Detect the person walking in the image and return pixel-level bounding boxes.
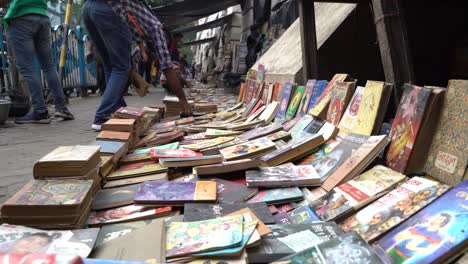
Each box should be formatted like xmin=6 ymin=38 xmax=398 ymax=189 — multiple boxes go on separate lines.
xmin=82 ymin=0 xmax=132 ymax=130
xmin=3 ymin=0 xmax=74 ymax=124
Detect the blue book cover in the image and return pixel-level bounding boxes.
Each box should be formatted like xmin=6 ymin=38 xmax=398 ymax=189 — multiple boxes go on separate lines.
xmin=307 ymin=80 xmax=328 ymax=112
xmin=94 ymin=140 xmax=126 ymax=154
xmin=289 ymin=205 xmax=321 ymax=224
xmin=276 ymin=82 xmax=293 ymax=121
xmin=375 ymin=180 xmax=468 ymax=264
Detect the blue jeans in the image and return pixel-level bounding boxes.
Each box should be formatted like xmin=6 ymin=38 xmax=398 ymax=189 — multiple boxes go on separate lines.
xmin=82 ymin=0 xmax=132 ymax=121
xmin=8 ymin=14 xmax=66 ymax=114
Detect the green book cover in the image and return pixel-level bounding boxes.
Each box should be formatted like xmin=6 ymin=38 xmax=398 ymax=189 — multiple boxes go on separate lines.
xmin=285 ymin=86 xmax=305 ymax=120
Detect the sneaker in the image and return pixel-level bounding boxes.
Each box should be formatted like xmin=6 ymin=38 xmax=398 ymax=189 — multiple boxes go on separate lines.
xmin=54 ymin=107 xmax=74 ymax=120
xmin=15 ymin=111 xmax=50 ymax=124
xmin=91 ymin=117 xmax=107 ymax=131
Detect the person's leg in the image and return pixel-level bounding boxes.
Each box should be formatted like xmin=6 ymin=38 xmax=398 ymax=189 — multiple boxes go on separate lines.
xmin=8 ymin=15 xmax=49 ymax=123
xmin=34 ymin=15 xmax=74 ymax=120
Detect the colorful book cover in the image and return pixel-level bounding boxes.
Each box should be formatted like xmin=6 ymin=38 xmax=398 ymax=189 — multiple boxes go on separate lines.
xmin=120 ymin=152 xmax=151 ymax=164
xmin=183 ymin=137 xmax=235 ymax=151
xmin=288 ymin=205 xmax=321 ymax=224
xmin=289 ymin=115 xmax=315 ymax=138
xmin=285 ymin=85 xmax=305 ymax=120
xmin=267 ymin=130 xmax=291 ymax=142
xmin=165 ymin=215 xmax=243 ymax=258
xmin=307 ymin=80 xmax=328 ymax=112
xmin=311 ymin=165 xmax=406 ymax=221
xmin=352 ymin=80 xmax=385 ymax=136
xmin=149 ymin=149 xmax=202 ymax=161
xmin=183 ymin=203 xmax=275 ymax=224
xmin=106 ymin=161 xmax=167 ymax=179
xmin=134 ymin=181 xmax=217 ymax=204
xmin=276 ymin=82 xmax=294 ymax=121
xmin=219 ymin=137 xmax=275 ymax=161
xmin=4 ymin=179 xmax=92 ymax=206
xmin=95 ymin=220 xmax=155 ymax=247
xmin=326 ymin=81 xmax=356 ymax=126
xmin=424 ymin=80 xmax=468 ymax=186
xmin=273 ymin=232 xmax=383 ymax=264
xmin=298 ymin=139 xmax=339 ymax=167
xmin=296 ymin=80 xmax=316 ymax=118
xmin=246 ymin=165 xmax=320 ymax=187
xmin=309 ymin=74 xmax=348 ymax=117
xmin=385 ymin=84 xmax=432 ymax=173
xmin=87 ymin=205 xmax=172 ymax=226
xmin=132 ymin=142 xmax=179 ymax=155
xmin=245 ymin=80 xmax=256 ymax=103
xmin=272 ymin=82 xmax=282 ymax=102
xmin=0 ymin=224 xmax=99 ymax=257
xmin=337 ymin=86 xmax=365 ymax=136
xmin=257 ymin=64 xmax=265 ymax=82
xmin=205 ymin=129 xmax=242 ymax=137
xmin=247 ymin=187 xmax=303 ymax=205
xmin=375 ymin=180 xmax=468 ymax=264
xmin=340 ymin=177 xmax=451 ymax=242
xmin=183 ymin=132 xmax=207 ymax=141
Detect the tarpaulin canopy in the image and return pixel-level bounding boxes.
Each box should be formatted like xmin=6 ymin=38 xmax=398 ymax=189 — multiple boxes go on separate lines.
xmin=152 ymin=0 xmax=241 ymax=27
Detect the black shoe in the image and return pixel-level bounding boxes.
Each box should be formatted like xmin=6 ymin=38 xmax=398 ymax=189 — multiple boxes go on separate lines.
xmin=54 ymin=107 xmax=74 ymax=120
xmin=15 ymin=111 xmax=50 ymax=124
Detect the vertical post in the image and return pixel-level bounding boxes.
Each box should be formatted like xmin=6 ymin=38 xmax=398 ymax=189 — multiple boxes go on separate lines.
xmin=58 ymin=0 xmax=73 ymax=81
xmin=76 ymin=26 xmax=87 ymax=94
xmin=372 ymin=0 xmax=414 ymax=88
xmin=298 ymin=0 xmax=318 ymax=83
xmin=0 ymin=26 xmax=9 ymax=92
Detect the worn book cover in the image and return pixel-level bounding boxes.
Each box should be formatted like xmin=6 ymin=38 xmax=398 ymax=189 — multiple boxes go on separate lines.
xmin=385 ymin=84 xmax=432 ymax=173
xmin=312 ymin=165 xmax=406 ymax=221
xmin=205 ymin=129 xmax=242 ymax=138
xmin=274 ymin=212 xmax=293 ymax=225
xmin=258 ymin=101 xmax=279 ymax=124
xmin=272 ymin=82 xmax=282 ymax=102
xmin=95 ymin=219 xmax=155 ymax=247
xmin=285 ymin=85 xmax=305 ymax=120
xmin=226 ymin=207 xmax=272 ymax=237
xmin=87 ymin=205 xmax=172 ymax=226
xmin=276 ymin=82 xmax=294 ymax=121
xmin=91 ymin=184 xmax=141 ymax=210
xmin=0 ymin=224 xmax=99 ymax=257
xmin=337 ymin=85 xmax=365 ymax=136
xmin=267 ymin=130 xmax=291 ymax=142
xmin=96 ymin=131 xmax=131 ymax=142
xmin=114 ymin=106 xmax=143 ymax=119
xmin=246 ymin=165 xmax=320 ymax=187
xmin=352 ymin=80 xmax=385 ymax=135
xmin=149 ymin=149 xmax=202 ymax=161
xmin=131 ymin=142 xmax=179 ymax=155
xmin=220 ymin=137 xmax=275 ymax=161
xmin=212 ymin=178 xmax=258 ymax=204
xmin=375 ymin=180 xmax=468 ymax=264
xmin=307 ymin=80 xmax=328 ymax=112
xmin=101 ymin=118 xmax=135 ymax=132
xmin=298 ymin=139 xmax=339 ymax=167
xmin=35 ymin=145 xmax=100 ymax=164
xmin=183 ymin=137 xmax=235 ymax=151
xmin=103 ymin=173 xmax=168 ymax=189
xmin=183 ymin=203 xmax=274 ymax=224
xmin=166 ymin=215 xmax=243 ymax=258
xmin=119 ymin=152 xmax=151 ymax=164
xmin=247 ymin=187 xmax=303 ymax=205
xmin=134 ymin=181 xmax=217 ymax=204
xmin=288 ymin=205 xmax=320 ymax=224
xmin=158 ymin=155 xmax=223 ymax=167
xmin=326 ymin=81 xmax=356 ymax=126
xmin=296 ymin=80 xmax=316 ymax=118
xmin=94 ymin=140 xmax=126 ymax=155
xmin=424 ymin=80 xmax=468 ymax=186
xmin=237 ymin=123 xmax=283 ymax=141
xmin=289 ymin=115 xmax=314 ymax=138
xmin=273 ymin=232 xmax=383 ymax=264
xmin=247 ymin=223 xmax=343 ymax=263
xmin=106 ymin=161 xmax=167 ymax=180
xmin=309 ymin=74 xmax=348 ymax=118
xmin=340 ymin=177 xmax=451 ymax=242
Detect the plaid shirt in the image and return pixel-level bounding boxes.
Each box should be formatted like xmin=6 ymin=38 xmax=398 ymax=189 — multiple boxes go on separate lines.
xmin=109 ymin=0 xmax=173 ymax=70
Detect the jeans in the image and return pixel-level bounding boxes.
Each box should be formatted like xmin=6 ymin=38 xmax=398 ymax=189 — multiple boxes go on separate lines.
xmin=8 ymin=14 xmax=65 ymax=114
xmin=82 ymin=0 xmax=132 ymax=121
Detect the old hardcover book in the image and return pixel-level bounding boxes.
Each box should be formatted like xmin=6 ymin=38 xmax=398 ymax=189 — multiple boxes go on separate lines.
xmin=321 ymin=135 xmax=390 ymax=191
xmin=134 ymin=181 xmax=217 ymax=205
xmin=33 ymin=145 xmax=101 ymax=178
xmin=352 ymin=80 xmax=386 ymax=135
xmin=385 ymin=84 xmax=432 ymax=173
xmin=312 ymin=165 xmax=406 ymax=222
xmin=166 ymin=215 xmax=243 ymax=258
xmin=87 ymin=205 xmax=172 ymax=226
xmin=93 ymin=140 xmax=127 ymax=161
xmin=220 ymin=137 xmax=276 ymax=161
xmin=246 ymin=165 xmax=320 ymax=187
xmin=0 ymin=224 xmax=99 ymax=257
xmin=96 ymin=131 xmax=131 ymax=142
xmin=374 ymin=180 xmax=468 ymax=264
xmin=309 ymin=74 xmax=349 ymax=118
xmin=424 ymin=80 xmax=468 ymax=186
xmin=340 ymin=177 xmax=451 ymax=243
xmin=101 ymin=118 xmax=135 ymax=132
xmin=307 ymin=80 xmax=328 ymax=112
xmin=275 ymin=82 xmax=294 ymax=121
xmin=91 ymin=218 xmax=166 ymax=262
xmin=91 ymin=184 xmax=141 ymax=210
xmin=337 ymin=85 xmax=365 ymax=136
xmin=326 ymin=81 xmax=356 ymax=126
xmin=285 ymin=85 xmax=305 ymax=120
xmin=1 ymin=179 xmax=93 ymax=216
xmin=106 ymin=161 xmax=167 ymax=180
xmin=183 ymin=202 xmax=274 ymax=224
xmin=273 ymin=232 xmax=383 ymax=264
xmin=247 ymin=187 xmax=303 ymax=205
xmin=296 ymin=80 xmax=315 ymax=118
xmin=114 ymin=107 xmax=143 ymax=119
xmin=159 ymin=155 xmax=223 ymax=167
xmin=260 ymin=134 xmax=324 ymax=166
xmin=149 ymin=149 xmax=202 ymax=161
xmin=247 ymin=223 xmax=343 ymax=263
xmin=288 ymin=205 xmax=320 ymax=224
xmin=205 ymin=129 xmax=243 ymax=138
xmin=103 ymin=173 xmax=167 ymax=189
xmin=193 ymin=159 xmax=260 ymax=176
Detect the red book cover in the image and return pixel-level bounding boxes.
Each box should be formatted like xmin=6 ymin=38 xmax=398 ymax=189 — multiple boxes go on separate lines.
xmin=272 ymin=82 xmax=282 ymax=102
xmin=150 ymin=149 xmax=203 ymax=161
xmin=246 ymin=80 xmax=256 ymax=103
xmin=247 ymin=100 xmax=265 ymax=118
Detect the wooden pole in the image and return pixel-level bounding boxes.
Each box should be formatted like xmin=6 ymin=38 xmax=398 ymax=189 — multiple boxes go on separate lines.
xmin=298 ymin=0 xmax=319 ymax=83
xmin=58 ymin=0 xmax=73 ymax=82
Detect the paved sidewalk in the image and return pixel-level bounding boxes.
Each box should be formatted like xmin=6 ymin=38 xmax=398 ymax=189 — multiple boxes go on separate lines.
xmin=0 ymin=88 xmax=167 ymax=203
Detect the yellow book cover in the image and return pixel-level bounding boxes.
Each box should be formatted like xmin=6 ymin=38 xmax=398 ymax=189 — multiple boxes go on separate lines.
xmin=309 ymin=73 xmax=348 ymax=117
xmin=352 ymin=80 xmax=384 ymax=135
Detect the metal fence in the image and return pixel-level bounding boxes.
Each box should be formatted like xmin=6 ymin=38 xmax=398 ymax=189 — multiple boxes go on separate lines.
xmin=0 ymin=25 xmax=97 ymax=97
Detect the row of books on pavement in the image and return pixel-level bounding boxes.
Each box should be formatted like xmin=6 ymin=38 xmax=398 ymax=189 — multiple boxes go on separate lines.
xmin=0 ymin=68 xmax=466 ymax=264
